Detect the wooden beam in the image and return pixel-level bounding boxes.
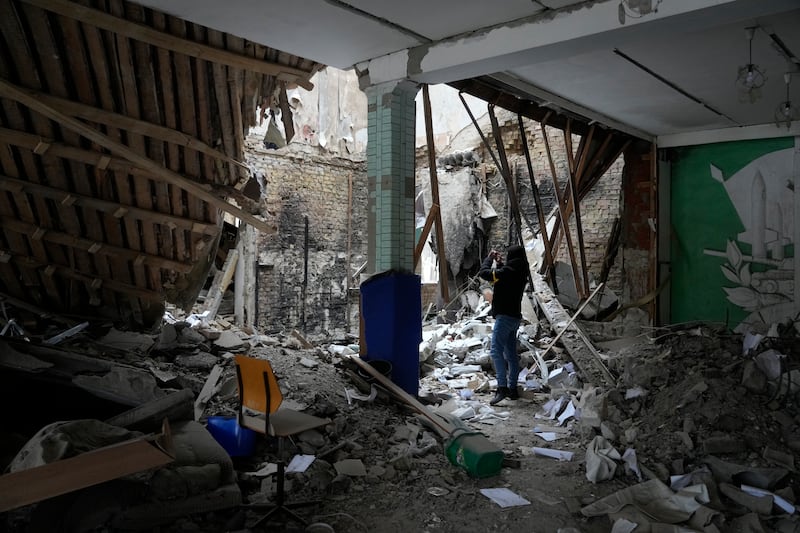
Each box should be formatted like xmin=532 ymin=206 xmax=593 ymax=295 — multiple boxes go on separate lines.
xmin=549 ymin=134 xmax=628 ymax=259
xmin=487 ymin=104 xmax=523 ymax=247
xmin=18 ymin=0 xmax=315 ymax=90
xmin=1 ymin=249 xmax=164 ymax=302
xmin=202 ymin=249 xmax=239 ymax=320
xmin=0 ymin=174 xmax=218 ymax=236
xmin=567 ymin=124 xmax=595 ymax=298
xmin=413 ymin=203 xmax=439 ymax=270
xmin=518 ymin=115 xmax=555 ymax=277
xmin=0 ymin=78 xmax=275 ymax=234
xmin=422 ymin=84 xmax=450 ymax=305
xmin=29 ymin=88 xmax=246 ymax=170
xmin=0 ymin=216 xmax=193 ymax=274
xmin=541 ymin=117 xmax=583 ymax=297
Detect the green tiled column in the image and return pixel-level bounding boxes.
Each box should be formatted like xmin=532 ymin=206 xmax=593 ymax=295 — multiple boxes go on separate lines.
xmin=365 ymin=80 xmax=418 ymax=274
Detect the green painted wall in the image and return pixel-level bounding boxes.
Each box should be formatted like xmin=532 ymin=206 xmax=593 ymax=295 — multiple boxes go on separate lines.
xmin=670 ymin=137 xmax=794 ymax=329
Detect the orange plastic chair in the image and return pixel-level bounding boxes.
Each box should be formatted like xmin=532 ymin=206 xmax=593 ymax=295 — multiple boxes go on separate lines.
xmin=233 ymin=355 xmax=329 ymax=528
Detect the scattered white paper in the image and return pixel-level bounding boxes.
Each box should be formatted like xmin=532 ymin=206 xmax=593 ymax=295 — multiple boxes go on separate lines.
xmin=451 ymin=406 xmax=476 ymax=419
xmin=286 ymin=454 xmax=315 ymax=473
xmin=532 ymin=447 xmax=574 ymax=461
xmin=670 ymin=473 xmax=693 ymax=491
xmin=668 ymin=466 xmax=710 ymax=492
xmin=534 ymin=432 xmax=559 ymax=442
xmin=622 ymin=448 xmax=642 ymax=481
xmin=536 ymin=397 xmax=565 ymax=420
xmin=678 ymin=484 xmax=710 ymax=505
xmin=451 ymin=364 xmax=481 ymax=376
xmin=611 ymin=518 xmax=638 ymax=533
xmin=524 ymin=378 xmax=543 ymax=391
xmin=741 ymin=484 xmax=796 ymax=514
xmin=480 ymin=488 xmax=531 ymax=508
xmin=557 ymin=401 xmax=576 ymax=426
xmin=447 ymin=378 xmax=471 ymax=389
xmin=625 ymin=386 xmax=647 ymax=400
xmin=742 ymin=332 xmax=763 ymax=355
xmin=345 ymin=386 xmax=377 ymax=405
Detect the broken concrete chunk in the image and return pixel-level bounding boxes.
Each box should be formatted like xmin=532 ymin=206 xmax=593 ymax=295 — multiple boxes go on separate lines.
xmin=178 ymin=327 xmax=207 ymax=345
xmin=763 ymin=447 xmax=795 ymax=470
xmin=155 ymin=324 xmax=178 ymax=350
xmin=98 ymin=328 xmax=155 ymax=354
xmin=175 ymin=352 xmax=219 ymax=370
xmin=73 ymin=366 xmax=165 ymax=406
xmin=297 ymin=429 xmax=326 ymax=448
xmin=197 ymin=328 xmax=222 ymax=341
xmin=703 ymin=436 xmax=747 ymax=455
xmin=742 ymin=361 xmax=768 ymax=393
xmin=213 ymin=330 xmax=245 ymax=350
xmin=299 ymin=357 xmax=319 ymax=369
xmin=333 ymin=459 xmax=366 ymax=476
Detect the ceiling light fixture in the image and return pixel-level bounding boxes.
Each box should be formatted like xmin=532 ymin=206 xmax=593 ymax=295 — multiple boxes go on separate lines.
xmin=775 ymin=72 xmax=800 ymax=129
xmin=618 ymin=0 xmax=662 ymax=25
xmin=735 ymin=27 xmax=767 ymax=103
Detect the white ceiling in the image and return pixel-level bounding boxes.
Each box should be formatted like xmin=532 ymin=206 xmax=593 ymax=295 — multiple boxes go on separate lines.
xmin=137 ymin=0 xmax=800 ymax=142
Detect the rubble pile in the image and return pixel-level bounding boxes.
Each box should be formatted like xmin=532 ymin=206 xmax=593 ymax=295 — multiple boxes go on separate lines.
xmin=4 ymin=287 xmax=800 ymax=532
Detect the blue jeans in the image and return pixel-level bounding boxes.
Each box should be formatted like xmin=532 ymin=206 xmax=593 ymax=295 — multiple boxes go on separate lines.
xmin=491 ymin=315 xmax=521 ymax=388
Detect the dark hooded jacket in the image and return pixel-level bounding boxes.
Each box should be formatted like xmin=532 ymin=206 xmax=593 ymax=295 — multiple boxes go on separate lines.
xmin=478 ymin=245 xmax=529 ymax=319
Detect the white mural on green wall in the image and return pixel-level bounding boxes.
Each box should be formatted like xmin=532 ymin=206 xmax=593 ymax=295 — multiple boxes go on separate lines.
xmin=704 ymin=143 xmax=797 ymax=333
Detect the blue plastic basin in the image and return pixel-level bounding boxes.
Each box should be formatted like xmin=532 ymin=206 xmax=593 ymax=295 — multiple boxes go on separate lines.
xmin=205 ymin=416 xmax=257 ymax=457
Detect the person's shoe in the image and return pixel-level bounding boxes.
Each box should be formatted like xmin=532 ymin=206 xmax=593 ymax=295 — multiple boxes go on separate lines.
xmin=490 ymin=386 xmax=508 ymax=405
xmin=507 ymin=387 xmax=519 ymax=400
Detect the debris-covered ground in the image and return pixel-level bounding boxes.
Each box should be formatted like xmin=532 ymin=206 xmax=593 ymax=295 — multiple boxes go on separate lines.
xmin=2 ymin=285 xmax=800 ymax=533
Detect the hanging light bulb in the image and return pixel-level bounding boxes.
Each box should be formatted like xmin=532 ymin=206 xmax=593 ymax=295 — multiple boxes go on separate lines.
xmin=735 ymin=27 xmax=766 ymax=103
xmin=775 ymin=73 xmax=800 ymax=129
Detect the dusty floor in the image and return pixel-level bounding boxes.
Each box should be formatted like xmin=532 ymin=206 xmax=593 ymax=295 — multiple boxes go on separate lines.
xmin=4 ymin=309 xmax=800 ymax=533
xmin=215 ymin=344 xmax=624 ymax=533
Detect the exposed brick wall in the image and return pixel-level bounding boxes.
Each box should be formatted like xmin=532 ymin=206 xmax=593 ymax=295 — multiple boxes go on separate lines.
xmin=246 ymin=137 xmax=368 ymax=336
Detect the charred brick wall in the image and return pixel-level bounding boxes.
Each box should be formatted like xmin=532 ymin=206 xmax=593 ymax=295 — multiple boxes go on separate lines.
xmin=246 ymin=138 xmax=368 ymax=336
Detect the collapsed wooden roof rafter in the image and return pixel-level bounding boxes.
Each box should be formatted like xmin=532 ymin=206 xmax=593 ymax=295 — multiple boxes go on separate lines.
xmin=0 ymin=0 xmax=323 ymax=328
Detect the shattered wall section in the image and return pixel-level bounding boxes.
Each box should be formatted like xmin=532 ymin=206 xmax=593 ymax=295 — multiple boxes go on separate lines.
xmin=246 ymin=138 xmax=368 ymax=336
xmin=252 ymin=67 xmax=368 ymax=155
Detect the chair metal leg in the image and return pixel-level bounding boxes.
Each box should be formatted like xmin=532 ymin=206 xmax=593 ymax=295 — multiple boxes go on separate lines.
xmin=247 ymin=461 xmax=319 ymax=529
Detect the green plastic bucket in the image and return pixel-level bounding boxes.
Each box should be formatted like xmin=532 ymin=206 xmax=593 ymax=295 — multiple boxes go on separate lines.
xmin=444 ymin=429 xmax=504 ymax=478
